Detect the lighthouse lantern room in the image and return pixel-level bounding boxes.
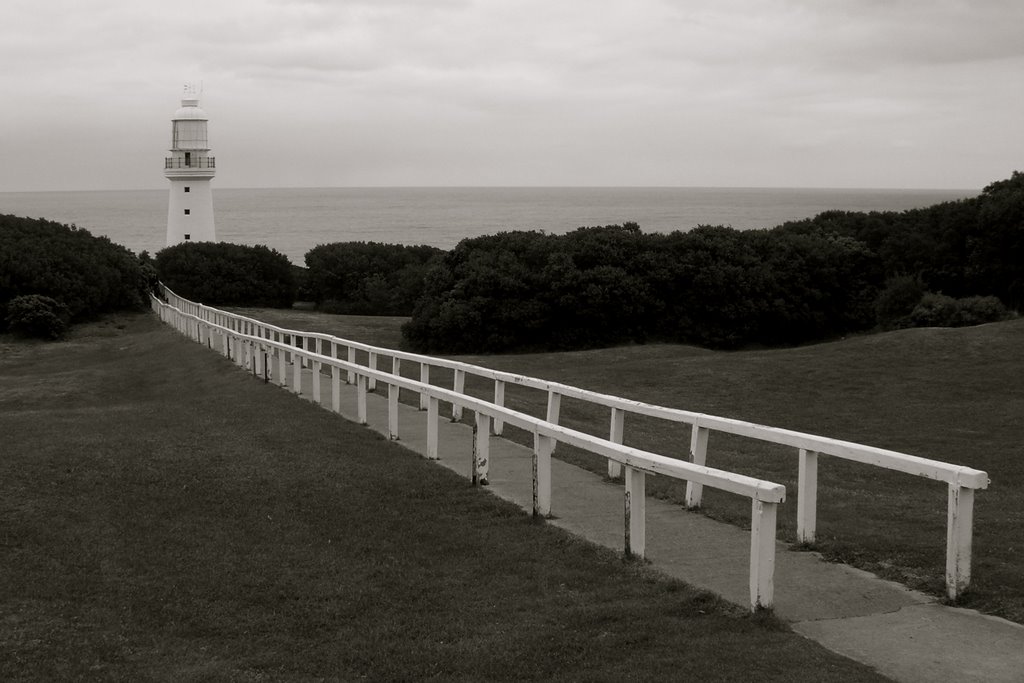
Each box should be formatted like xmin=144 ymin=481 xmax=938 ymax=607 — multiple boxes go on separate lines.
xmin=165 ymin=85 xmax=216 ymax=246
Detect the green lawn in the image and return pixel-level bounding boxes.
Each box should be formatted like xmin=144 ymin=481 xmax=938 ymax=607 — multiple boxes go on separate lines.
xmin=240 ymin=307 xmax=1024 ymax=624
xmin=0 ymin=314 xmax=886 ymax=681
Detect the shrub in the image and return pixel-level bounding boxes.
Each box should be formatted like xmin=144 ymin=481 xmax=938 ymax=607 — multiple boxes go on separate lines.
xmin=403 ymin=223 xmax=884 ymax=353
xmin=154 ymin=242 xmax=296 ymax=308
xmin=875 ymin=275 xmax=926 ymax=329
xmin=907 ymin=293 xmax=1012 ymax=328
xmin=0 ymin=214 xmax=151 ymax=332
xmin=5 ymin=294 xmax=71 ymax=339
xmin=905 ymin=293 xmax=960 ymax=328
xmin=304 ymin=242 xmax=443 ymax=316
xmin=953 ymin=295 xmax=1013 ymax=326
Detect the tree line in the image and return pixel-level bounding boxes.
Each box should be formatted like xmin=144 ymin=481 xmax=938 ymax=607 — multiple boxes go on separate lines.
xmin=6 ymin=171 xmax=1019 ymax=348
xmin=300 ymin=172 xmax=1020 ymax=353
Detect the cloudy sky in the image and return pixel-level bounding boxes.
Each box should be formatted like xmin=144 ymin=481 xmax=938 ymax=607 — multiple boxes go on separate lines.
xmin=3 ymin=0 xmax=1021 ymax=191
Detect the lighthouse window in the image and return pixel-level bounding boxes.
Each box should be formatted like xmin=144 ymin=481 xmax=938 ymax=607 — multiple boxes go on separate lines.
xmin=184 ymin=209 xmax=191 ymax=215
xmin=184 ymin=186 xmax=190 ymax=193
xmin=184 ymin=234 xmax=191 ymax=241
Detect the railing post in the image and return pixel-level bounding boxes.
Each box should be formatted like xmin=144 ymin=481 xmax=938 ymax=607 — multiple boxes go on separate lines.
xmin=750 ymin=498 xmax=778 ymax=611
xmin=473 ymin=412 xmax=490 ymax=486
xmin=331 ymin=363 xmax=341 ymax=414
xmin=685 ymin=425 xmax=709 ymax=509
xmin=277 ymin=333 xmax=287 ymax=388
xmin=946 ymin=484 xmax=976 ymax=600
xmin=546 ymin=390 xmax=561 ymax=424
xmin=254 ymin=337 xmax=264 ymax=378
xmin=346 ymin=346 xmax=355 ymax=384
xmin=242 ymin=321 xmax=250 ymax=369
xmin=356 ymin=374 xmax=368 ymax=425
xmin=546 ymin=391 xmax=561 ymax=455
xmin=797 ymin=449 xmax=819 ymax=544
xmin=452 ymin=369 xmax=465 ymax=421
xmin=608 ymin=407 xmax=624 ymax=480
xmin=625 ymin=466 xmax=646 ymax=559
xmin=533 ymin=432 xmax=553 ymax=518
xmin=492 ymin=380 xmax=506 ymax=435
xmin=292 ymin=350 xmax=302 ymax=394
xmin=419 ymin=363 xmax=430 ymax=410
xmin=368 ymin=352 xmax=378 ymax=392
xmin=427 ymin=396 xmax=439 ymax=459
xmin=312 ymin=338 xmax=322 ymax=405
xmin=388 ymin=381 xmax=399 ymax=440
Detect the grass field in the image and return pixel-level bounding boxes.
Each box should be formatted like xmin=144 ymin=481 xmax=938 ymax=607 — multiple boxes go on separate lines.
xmin=240 ymin=307 xmax=1024 ymax=624
xmin=0 ymin=313 xmax=888 ymax=680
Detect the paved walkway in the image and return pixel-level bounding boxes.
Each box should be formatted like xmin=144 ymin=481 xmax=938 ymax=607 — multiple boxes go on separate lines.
xmin=280 ymin=360 xmax=1024 ymax=682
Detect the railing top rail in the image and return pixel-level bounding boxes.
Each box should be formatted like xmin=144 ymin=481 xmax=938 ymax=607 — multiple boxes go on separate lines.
xmin=158 ymin=288 xmax=988 ymax=491
xmin=155 ymin=295 xmax=786 ymax=503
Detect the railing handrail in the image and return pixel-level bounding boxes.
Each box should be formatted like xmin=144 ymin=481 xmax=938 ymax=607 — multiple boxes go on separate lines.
xmin=168 ymin=288 xmax=987 ymax=491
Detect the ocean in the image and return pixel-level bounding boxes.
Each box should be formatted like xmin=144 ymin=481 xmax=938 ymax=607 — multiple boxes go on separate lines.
xmin=0 ymin=186 xmax=975 ymax=265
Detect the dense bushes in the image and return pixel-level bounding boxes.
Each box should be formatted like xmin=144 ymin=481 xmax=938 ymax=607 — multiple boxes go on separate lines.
xmin=402 ymin=223 xmax=883 ymax=353
xmin=0 ymin=214 xmax=151 ymax=337
xmin=5 ymin=294 xmax=71 ymax=339
xmin=155 ymin=242 xmax=295 ymax=308
xmin=779 ymin=171 xmax=1024 ymax=311
xmin=304 ymin=242 xmax=443 ymax=315
xmin=902 ymin=294 xmax=1011 ymax=329
xmin=402 ymin=168 xmax=1023 ymax=354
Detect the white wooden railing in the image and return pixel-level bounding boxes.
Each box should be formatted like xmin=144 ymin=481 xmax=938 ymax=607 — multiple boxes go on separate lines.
xmin=153 ymin=285 xmax=989 ymax=603
xmin=153 ymin=288 xmax=785 ymax=611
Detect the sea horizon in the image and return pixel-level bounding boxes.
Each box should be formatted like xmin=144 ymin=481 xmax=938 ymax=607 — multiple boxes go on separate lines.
xmin=2 ymin=182 xmax=982 ymax=193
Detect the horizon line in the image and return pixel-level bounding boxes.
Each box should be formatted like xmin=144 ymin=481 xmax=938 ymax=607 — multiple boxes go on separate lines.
xmin=1 ymin=184 xmax=983 ymax=195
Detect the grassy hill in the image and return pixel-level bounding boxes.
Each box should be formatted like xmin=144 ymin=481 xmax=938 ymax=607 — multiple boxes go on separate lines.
xmin=0 ymin=313 xmax=885 ymax=680
xmin=243 ymin=307 xmax=1024 ymax=623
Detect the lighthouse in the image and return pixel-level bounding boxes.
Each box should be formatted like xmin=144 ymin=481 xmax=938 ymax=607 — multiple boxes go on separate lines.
xmin=165 ymin=85 xmax=216 ymax=246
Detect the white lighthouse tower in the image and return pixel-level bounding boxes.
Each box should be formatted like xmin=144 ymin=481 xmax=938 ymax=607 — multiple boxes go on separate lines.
xmin=165 ymin=85 xmax=216 ymax=246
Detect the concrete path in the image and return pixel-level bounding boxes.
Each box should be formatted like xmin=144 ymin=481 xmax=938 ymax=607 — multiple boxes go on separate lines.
xmin=280 ymin=360 xmax=1024 ymax=683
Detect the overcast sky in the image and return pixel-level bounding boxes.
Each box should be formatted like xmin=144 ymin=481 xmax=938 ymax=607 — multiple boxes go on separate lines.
xmin=3 ymin=0 xmax=1021 ymax=192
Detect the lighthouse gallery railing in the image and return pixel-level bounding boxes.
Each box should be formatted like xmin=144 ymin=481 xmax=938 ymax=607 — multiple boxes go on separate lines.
xmin=164 ymin=157 xmax=216 ymax=169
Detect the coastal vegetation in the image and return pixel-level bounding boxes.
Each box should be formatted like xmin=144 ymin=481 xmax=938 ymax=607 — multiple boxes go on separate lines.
xmin=154 ymin=241 xmax=295 ymax=308
xmin=0 ymin=314 xmax=886 ymax=681
xmin=0 ymin=213 xmax=152 ymax=338
xmin=401 ymin=223 xmax=881 ymax=352
xmin=291 ymin=172 xmax=1020 ymax=354
xmin=399 ymin=172 xmax=1021 ymax=353
xmin=303 ymin=241 xmax=442 ymax=315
